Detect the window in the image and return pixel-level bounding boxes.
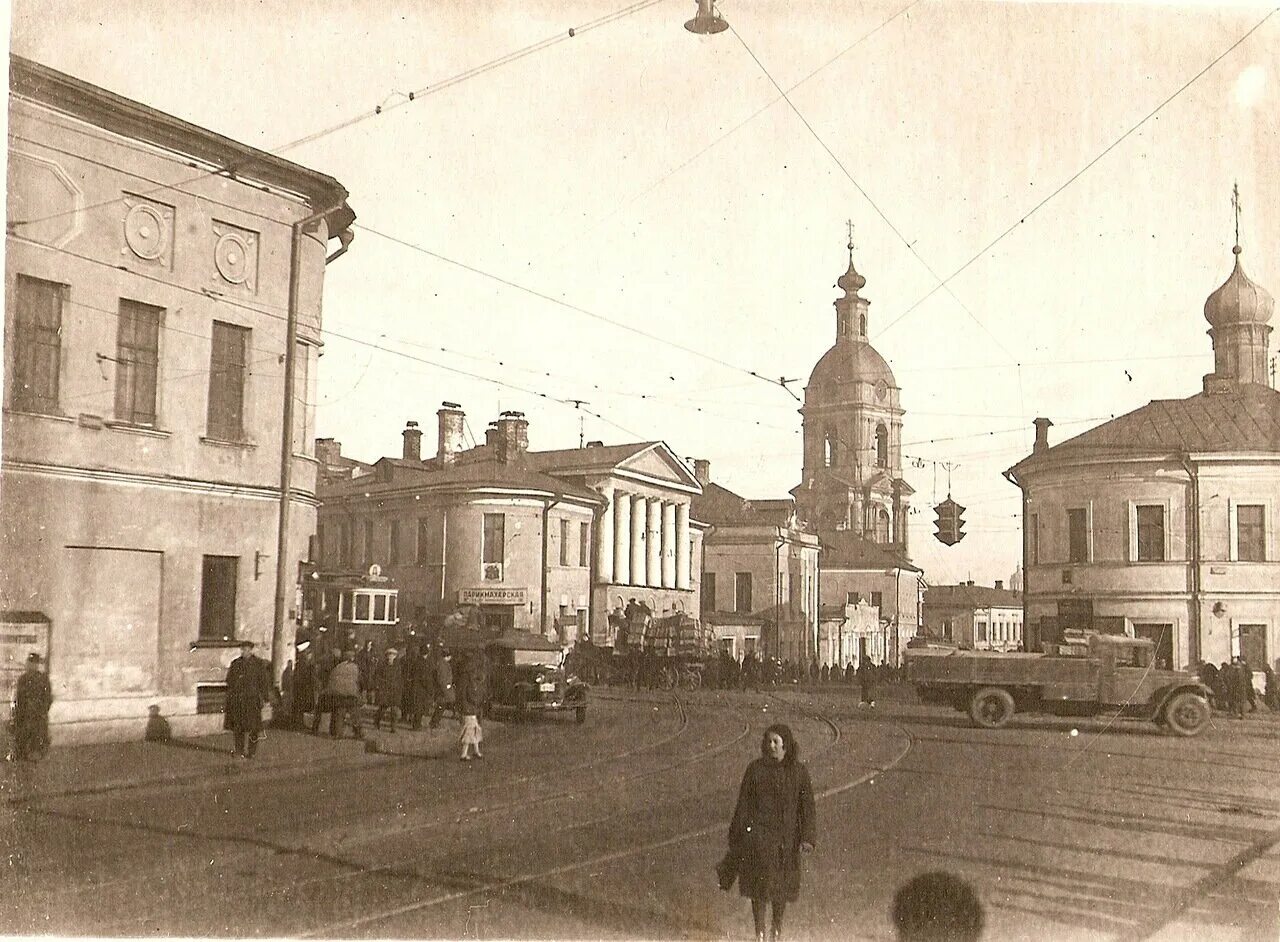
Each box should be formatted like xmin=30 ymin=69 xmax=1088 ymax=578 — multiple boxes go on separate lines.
xmin=875 ymin=424 xmax=889 ymax=468
xmin=11 ymin=275 xmax=65 ymax=414
xmin=207 ymin=321 xmax=249 ymax=440
xmin=559 ymin=517 xmax=569 ymax=566
xmin=871 ymin=591 xmax=883 ymax=610
xmin=339 ymin=521 xmax=352 ymax=566
xmin=1028 ymin=512 xmax=1039 ymax=566
xmin=1237 ymin=504 xmax=1266 ymax=562
xmin=114 ymin=299 xmax=161 ymax=425
xmin=389 ymin=520 xmax=402 ymax=565
xmin=942 ymin=618 xmax=953 ymax=641
xmin=291 ymin=340 xmax=312 ymax=455
xmin=735 ymin=572 xmax=753 ymax=613
xmin=363 ymin=520 xmax=374 ymax=565
xmin=824 ymin=432 xmax=837 ymax=468
xmin=1067 ymin=508 xmax=1089 ymax=563
xmin=874 ymin=507 xmax=890 ymax=544
xmin=417 ymin=517 xmax=430 ymax=565
xmin=1135 ymin=505 xmax=1165 ymax=562
xmin=198 ymin=555 xmax=238 ymax=640
xmin=789 ymin=573 xmax=797 ymax=614
xmin=702 ymin=572 xmax=716 ymax=612
xmin=579 ymin=521 xmax=590 ymax=568
xmin=482 ymin=512 xmax=505 ymax=579
xmin=976 ymin=620 xmax=987 ymax=642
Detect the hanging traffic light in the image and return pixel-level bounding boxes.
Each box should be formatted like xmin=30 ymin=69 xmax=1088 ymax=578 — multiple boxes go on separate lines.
xmin=934 ymin=496 xmax=966 ymax=546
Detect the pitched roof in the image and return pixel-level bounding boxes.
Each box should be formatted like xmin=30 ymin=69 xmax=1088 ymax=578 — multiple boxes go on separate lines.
xmin=691 ymin=483 xmax=797 ymax=527
xmin=819 ymin=529 xmax=920 ymax=572
xmin=319 ymin=457 xmax=603 ymax=504
xmin=925 ymin=584 xmax=1022 ymax=610
xmin=1016 ymin=384 xmax=1280 ymax=467
xmin=525 ymin=442 xmax=657 ymax=473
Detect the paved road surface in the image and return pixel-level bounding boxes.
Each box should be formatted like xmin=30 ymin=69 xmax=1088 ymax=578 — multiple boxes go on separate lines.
xmin=4 ymin=688 xmax=1279 ymax=940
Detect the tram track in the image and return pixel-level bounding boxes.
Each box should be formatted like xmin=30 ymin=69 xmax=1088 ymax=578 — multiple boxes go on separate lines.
xmin=10 ymin=691 xmax=696 ymax=908
xmin=298 ymin=690 xmax=913 ymax=939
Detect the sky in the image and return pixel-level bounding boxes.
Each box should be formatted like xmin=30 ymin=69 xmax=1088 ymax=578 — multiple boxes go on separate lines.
xmin=9 ymin=0 xmax=1278 ymax=587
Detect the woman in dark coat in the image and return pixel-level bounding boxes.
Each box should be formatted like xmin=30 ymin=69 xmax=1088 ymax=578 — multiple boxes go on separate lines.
xmin=726 ymin=723 xmax=816 ymax=942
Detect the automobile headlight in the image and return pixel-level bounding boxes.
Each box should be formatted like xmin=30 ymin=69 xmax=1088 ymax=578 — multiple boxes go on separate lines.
xmin=535 ymin=673 xmax=545 ymax=685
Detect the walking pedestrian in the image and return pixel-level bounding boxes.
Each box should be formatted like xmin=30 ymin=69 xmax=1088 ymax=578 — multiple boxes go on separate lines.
xmin=358 ymin=640 xmax=377 ymax=705
xmin=858 ymin=658 xmax=878 ymax=708
xmin=12 ymin=653 xmax=53 ymax=761
xmin=429 ymin=650 xmax=455 ymax=728
xmin=224 ymin=641 xmax=271 ymax=759
xmin=455 ymin=648 xmax=488 ymax=761
xmin=326 ymin=649 xmax=363 ymax=738
xmin=373 ymin=647 xmax=404 ymax=732
xmin=310 ymin=645 xmax=338 ymax=734
xmin=1225 ymin=658 xmax=1249 ymax=719
xmin=401 ymin=643 xmax=431 ymax=730
xmin=723 ymin=723 xmax=816 ymax=942
xmin=288 ymin=646 xmax=316 ymax=729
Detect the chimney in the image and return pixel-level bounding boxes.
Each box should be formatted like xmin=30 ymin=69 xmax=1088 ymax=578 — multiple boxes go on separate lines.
xmin=402 ymin=420 xmax=422 ymax=461
xmin=485 ymin=423 xmax=499 ymax=449
xmin=437 ymin=402 xmax=465 ymax=465
xmin=315 ymin=438 xmax=341 ymax=466
xmin=494 ymin=411 xmax=529 ymax=463
xmin=1033 ymin=417 xmax=1053 ymax=455
xmin=994 ymin=579 xmax=1004 ymax=590
xmin=693 ymin=458 xmax=711 ymax=486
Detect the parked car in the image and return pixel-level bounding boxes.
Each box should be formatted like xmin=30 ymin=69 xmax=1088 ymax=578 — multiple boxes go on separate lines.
xmin=485 ymin=631 xmax=588 ymax=723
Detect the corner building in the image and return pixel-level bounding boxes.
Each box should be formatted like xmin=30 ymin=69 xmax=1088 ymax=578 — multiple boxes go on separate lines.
xmin=1007 ymin=240 xmax=1280 ymax=671
xmin=1 ymin=57 xmax=354 ymax=742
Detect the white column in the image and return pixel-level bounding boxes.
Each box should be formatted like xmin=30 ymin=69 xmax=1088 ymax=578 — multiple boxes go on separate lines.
xmin=661 ymin=501 xmax=677 ymax=588
xmin=647 ymin=498 xmax=662 ymax=588
xmin=614 ymin=491 xmax=631 ymax=586
xmin=676 ymin=502 xmax=690 ymax=590
xmin=631 ymin=496 xmax=647 ymax=587
xmin=597 ymin=486 xmax=615 ymax=584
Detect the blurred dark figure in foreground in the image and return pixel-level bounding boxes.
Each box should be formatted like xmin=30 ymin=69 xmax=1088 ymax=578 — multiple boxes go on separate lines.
xmin=892 ymin=871 xmax=983 ymax=942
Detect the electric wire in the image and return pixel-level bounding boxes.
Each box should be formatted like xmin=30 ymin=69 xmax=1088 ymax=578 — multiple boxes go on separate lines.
xmin=874 ymin=4 xmax=1280 ymax=339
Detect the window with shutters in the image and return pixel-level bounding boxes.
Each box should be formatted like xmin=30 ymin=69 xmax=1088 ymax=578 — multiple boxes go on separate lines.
xmin=207 ymin=321 xmax=249 ymax=440
xmin=114 ymin=299 xmax=162 ymax=426
xmin=11 ymin=275 xmax=66 ymax=414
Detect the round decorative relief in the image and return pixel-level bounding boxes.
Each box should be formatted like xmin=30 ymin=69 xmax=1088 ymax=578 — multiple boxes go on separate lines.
xmin=875 ymin=379 xmax=889 ymax=402
xmin=214 ymin=231 xmax=253 ymax=284
xmin=124 ymin=204 xmax=168 ymax=260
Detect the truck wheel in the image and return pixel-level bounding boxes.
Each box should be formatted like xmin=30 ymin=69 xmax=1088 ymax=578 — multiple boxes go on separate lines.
xmin=969 ymin=687 xmax=1016 ymax=729
xmin=575 ymin=705 xmax=587 ymax=724
xmin=1163 ymin=692 xmax=1210 ymax=737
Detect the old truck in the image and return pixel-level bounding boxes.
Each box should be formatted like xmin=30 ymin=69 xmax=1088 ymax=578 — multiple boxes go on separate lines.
xmin=906 ymin=634 xmax=1212 ymax=736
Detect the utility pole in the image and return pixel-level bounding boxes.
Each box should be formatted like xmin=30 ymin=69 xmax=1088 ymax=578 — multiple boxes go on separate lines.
xmin=566 ymin=399 xmax=589 ymax=448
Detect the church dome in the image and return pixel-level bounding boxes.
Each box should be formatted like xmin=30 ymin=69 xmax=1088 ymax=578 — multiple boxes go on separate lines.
xmin=1205 ymin=246 xmax=1274 ymax=327
xmin=807 ymin=338 xmax=897 ymax=391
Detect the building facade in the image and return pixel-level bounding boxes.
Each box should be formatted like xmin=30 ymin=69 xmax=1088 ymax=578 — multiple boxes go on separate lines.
xmin=315 ymin=407 xmax=703 ymax=645
xmin=1 ymin=56 xmax=354 ymax=742
xmin=922 ymin=581 xmax=1023 ymax=651
xmin=1007 ymin=239 xmax=1280 ymax=672
xmin=817 ymin=531 xmax=924 ymax=666
xmin=692 ymin=461 xmax=820 ymax=665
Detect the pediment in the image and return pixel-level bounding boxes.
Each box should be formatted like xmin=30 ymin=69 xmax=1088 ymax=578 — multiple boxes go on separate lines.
xmin=617 ymin=444 xmax=701 ymax=491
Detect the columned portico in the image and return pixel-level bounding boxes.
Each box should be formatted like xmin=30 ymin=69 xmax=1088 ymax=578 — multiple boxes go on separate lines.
xmin=661 ymin=501 xmax=677 ymax=588
xmin=613 ymin=491 xmax=631 ymax=585
xmin=631 ymin=495 xmax=648 ymax=586
xmin=646 ymin=499 xmax=662 ymax=588
xmin=597 ymin=485 xmax=615 ymax=584
xmin=676 ymin=502 xmax=691 ymax=589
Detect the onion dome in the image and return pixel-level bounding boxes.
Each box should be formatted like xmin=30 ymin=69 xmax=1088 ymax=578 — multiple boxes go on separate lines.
xmin=1205 ymin=246 xmax=1274 ymax=327
xmin=837 ymin=257 xmax=866 ymax=299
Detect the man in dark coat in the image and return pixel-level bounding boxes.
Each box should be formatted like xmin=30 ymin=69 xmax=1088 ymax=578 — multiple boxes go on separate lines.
xmin=401 ymin=643 xmax=431 ymax=730
xmin=287 ymin=647 xmax=316 ymax=729
xmin=373 ymin=647 xmax=404 ymax=732
xmin=726 ymin=723 xmax=816 ymax=942
xmin=858 ymin=658 xmax=878 ymax=708
xmin=1224 ymin=658 xmax=1250 ymax=719
xmin=224 ymin=641 xmax=271 ymax=758
xmin=13 ymin=652 xmax=53 ymax=761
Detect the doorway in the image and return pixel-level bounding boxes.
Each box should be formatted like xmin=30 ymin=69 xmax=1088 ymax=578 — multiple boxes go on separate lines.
xmin=1238 ymin=623 xmax=1267 ymax=671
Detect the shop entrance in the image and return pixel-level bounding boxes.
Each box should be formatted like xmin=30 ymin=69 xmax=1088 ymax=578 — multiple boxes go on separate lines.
xmin=478 ymin=605 xmax=515 ymax=631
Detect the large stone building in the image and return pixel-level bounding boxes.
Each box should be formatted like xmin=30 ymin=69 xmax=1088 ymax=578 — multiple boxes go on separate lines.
xmin=922 ymin=581 xmax=1023 ymax=652
xmin=1 ymin=56 xmax=354 ymax=742
xmin=1006 ymin=237 xmax=1280 ymax=672
xmin=692 ymin=460 xmax=820 ymax=664
xmin=315 ymin=406 xmax=704 ymax=643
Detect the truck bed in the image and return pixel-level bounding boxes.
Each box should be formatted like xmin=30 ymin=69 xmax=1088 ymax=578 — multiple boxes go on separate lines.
xmin=908 ymin=649 xmax=1100 ymax=699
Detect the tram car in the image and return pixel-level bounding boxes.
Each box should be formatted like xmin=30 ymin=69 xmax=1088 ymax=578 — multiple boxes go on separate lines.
xmin=300 ymin=564 xmax=400 ymax=651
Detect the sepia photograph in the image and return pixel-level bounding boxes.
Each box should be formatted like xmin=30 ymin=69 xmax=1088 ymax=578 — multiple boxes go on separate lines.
xmin=2 ymin=0 xmax=1278 ymax=939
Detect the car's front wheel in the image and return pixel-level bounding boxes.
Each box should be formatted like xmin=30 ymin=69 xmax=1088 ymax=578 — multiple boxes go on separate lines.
xmin=1163 ymin=692 xmax=1210 ymax=737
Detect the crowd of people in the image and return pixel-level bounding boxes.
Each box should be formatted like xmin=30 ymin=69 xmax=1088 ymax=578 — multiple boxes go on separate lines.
xmin=1196 ymin=658 xmax=1277 ymax=718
